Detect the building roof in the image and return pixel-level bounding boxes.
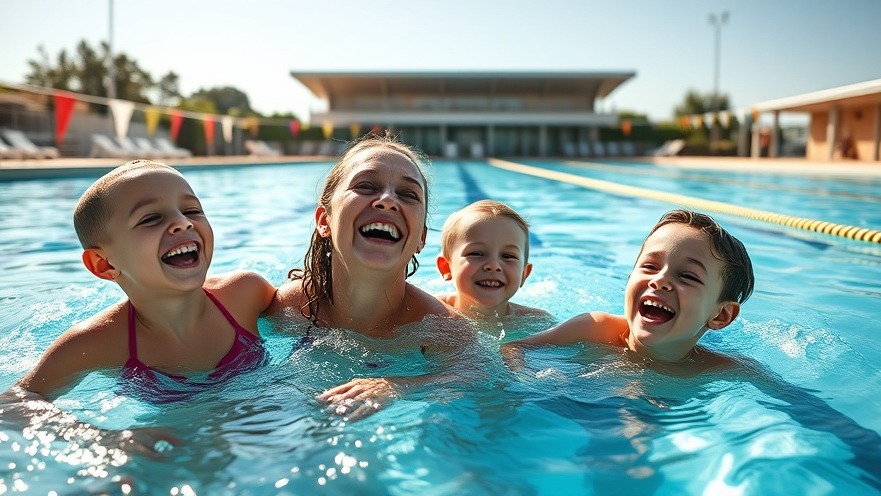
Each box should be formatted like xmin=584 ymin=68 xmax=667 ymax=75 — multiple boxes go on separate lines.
xmin=290 ymin=71 xmax=636 ymax=101
xmin=752 ymin=78 xmax=881 ymax=113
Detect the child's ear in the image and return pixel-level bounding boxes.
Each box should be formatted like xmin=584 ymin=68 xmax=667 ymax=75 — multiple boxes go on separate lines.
xmin=436 ymin=256 xmax=452 ymax=281
xmin=707 ymin=301 xmax=740 ymax=330
xmin=82 ymin=249 xmax=119 ymax=280
xmin=519 ymin=262 xmax=534 ymax=287
xmin=315 ymin=205 xmax=330 ymax=238
xmin=419 ymin=226 xmax=427 ymax=253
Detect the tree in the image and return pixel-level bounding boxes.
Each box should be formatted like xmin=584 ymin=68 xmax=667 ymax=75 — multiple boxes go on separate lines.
xmin=674 ymin=89 xmax=729 ymax=117
xmin=24 ymin=40 xmax=186 ymax=109
xmin=189 ymin=86 xmax=255 ymax=116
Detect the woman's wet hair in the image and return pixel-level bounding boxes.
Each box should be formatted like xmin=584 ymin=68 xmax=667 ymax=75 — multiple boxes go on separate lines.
xmin=289 ymin=132 xmax=431 ymax=323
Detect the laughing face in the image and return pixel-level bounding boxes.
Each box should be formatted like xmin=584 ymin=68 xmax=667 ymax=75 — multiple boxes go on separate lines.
xmin=437 ymin=214 xmax=532 ymax=317
xmin=316 ymin=148 xmax=427 ymax=274
xmin=93 ymin=168 xmax=213 ymax=293
xmin=624 ymin=223 xmax=738 ymax=361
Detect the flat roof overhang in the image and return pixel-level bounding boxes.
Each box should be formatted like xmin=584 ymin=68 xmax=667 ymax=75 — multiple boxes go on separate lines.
xmin=290 ymin=71 xmax=636 ymax=101
xmin=752 ymin=78 xmax=881 ymax=113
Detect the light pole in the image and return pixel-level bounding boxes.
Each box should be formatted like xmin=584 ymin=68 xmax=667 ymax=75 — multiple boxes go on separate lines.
xmin=106 ymin=0 xmax=116 ymax=99
xmin=708 ymin=11 xmax=728 ymax=149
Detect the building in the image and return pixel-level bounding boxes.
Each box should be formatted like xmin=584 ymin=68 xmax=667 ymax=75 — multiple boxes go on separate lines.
xmin=751 ymin=78 xmax=881 ymax=162
xmin=290 ymin=71 xmax=635 ymax=157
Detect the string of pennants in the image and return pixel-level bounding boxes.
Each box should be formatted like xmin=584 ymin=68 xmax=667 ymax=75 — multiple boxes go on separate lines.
xmin=1 ymin=82 xmax=326 ymax=147
xmin=675 ymin=109 xmax=759 ymax=131
xmin=3 ymin=81 xmax=762 ymax=147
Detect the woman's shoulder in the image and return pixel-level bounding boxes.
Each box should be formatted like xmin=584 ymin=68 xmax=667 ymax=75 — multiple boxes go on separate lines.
xmin=265 ymin=279 xmax=307 ymax=317
xmin=405 ymin=284 xmax=459 ymax=319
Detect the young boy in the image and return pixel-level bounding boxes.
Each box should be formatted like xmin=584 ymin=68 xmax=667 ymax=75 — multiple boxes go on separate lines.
xmin=13 ymin=160 xmax=276 ymax=401
xmin=502 ymin=209 xmax=754 ymax=365
xmin=436 ymin=200 xmax=550 ymax=320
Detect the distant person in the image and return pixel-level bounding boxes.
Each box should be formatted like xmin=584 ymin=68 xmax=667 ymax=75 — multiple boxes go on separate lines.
xmin=267 ymin=133 xmax=462 ymax=420
xmin=9 ymin=160 xmax=276 ymax=403
xmin=837 ymin=135 xmax=858 ymax=160
xmin=436 ymin=200 xmax=550 ymax=321
xmin=502 ymin=209 xmax=753 ymax=369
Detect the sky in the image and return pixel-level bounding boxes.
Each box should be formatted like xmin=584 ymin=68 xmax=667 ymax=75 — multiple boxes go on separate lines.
xmin=2 ymin=0 xmax=880 ymax=124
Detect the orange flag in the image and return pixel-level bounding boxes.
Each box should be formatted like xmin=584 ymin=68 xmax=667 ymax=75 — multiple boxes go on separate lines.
xmin=54 ymin=92 xmax=76 ymax=145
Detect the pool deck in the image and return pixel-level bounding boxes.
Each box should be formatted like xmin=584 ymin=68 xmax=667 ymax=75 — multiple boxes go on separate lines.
xmin=1 ymin=155 xmax=879 ymax=180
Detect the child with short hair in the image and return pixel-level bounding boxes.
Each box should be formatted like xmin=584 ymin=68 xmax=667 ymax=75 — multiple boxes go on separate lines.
xmin=13 ymin=160 xmax=276 ymax=401
xmin=502 ymin=209 xmax=754 ymax=365
xmin=436 ymin=200 xmax=550 ymax=320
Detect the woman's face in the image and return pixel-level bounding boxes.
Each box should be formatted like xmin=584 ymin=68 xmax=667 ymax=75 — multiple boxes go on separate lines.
xmin=316 ymin=147 xmax=427 ymax=274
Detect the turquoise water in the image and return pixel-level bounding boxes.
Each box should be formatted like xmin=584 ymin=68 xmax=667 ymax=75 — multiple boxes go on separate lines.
xmin=1 ymin=160 xmax=880 ymax=494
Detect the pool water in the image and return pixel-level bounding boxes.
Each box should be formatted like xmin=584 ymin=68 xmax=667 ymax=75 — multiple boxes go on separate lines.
xmin=1 ymin=160 xmax=880 ymax=494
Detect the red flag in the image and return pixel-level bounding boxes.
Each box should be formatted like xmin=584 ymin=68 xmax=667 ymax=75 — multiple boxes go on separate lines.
xmin=203 ymin=115 xmax=215 ymax=149
xmin=54 ymin=92 xmax=76 ymax=146
xmin=621 ymin=120 xmax=632 ymax=137
xmin=170 ymin=111 xmax=183 ymax=142
xmin=289 ymin=120 xmax=300 ymax=137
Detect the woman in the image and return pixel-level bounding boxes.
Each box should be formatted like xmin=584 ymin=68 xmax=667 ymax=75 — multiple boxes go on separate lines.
xmin=271 ymin=133 xmax=461 ymax=419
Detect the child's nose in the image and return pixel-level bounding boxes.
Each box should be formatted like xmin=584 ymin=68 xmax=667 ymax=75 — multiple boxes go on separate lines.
xmin=169 ymin=214 xmax=193 ymax=233
xmin=648 ymin=272 xmax=672 ymax=290
xmin=483 ymin=259 xmax=502 ymax=272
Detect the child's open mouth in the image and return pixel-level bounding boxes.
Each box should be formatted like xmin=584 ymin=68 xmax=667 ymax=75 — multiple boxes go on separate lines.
xmin=639 ymin=298 xmax=675 ymax=324
xmin=359 ymin=222 xmax=401 ymax=243
xmin=161 ymin=242 xmax=200 ymax=267
xmin=476 ymin=280 xmax=504 ymax=288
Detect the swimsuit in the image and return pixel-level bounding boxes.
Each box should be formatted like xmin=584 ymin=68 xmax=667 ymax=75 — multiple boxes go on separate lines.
xmin=121 ymin=289 xmax=266 ymax=402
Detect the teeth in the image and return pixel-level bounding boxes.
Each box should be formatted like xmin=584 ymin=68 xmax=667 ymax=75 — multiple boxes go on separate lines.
xmin=163 ymin=242 xmax=197 ymax=259
xmin=360 ymin=222 xmax=400 ymax=239
xmin=477 ymin=280 xmax=503 ymax=287
xmin=644 ymin=299 xmax=674 ymax=314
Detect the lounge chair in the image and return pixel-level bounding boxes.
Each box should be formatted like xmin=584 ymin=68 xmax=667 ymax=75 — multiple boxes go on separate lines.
xmin=153 ymin=137 xmax=192 ymax=158
xmin=90 ymin=134 xmax=132 ymax=159
xmin=606 ymin=142 xmax=621 ymax=156
xmin=133 ymin=137 xmax=169 ymax=159
xmin=621 ymin=142 xmax=636 ymax=157
xmin=0 ymin=137 xmax=27 ymax=159
xmin=652 ymin=139 xmax=686 ymax=157
xmin=244 ymin=139 xmax=281 ymax=157
xmin=116 ymin=136 xmax=152 ymax=159
xmin=577 ymin=142 xmax=592 ymax=157
xmin=0 ymin=129 xmax=59 ymax=159
xmin=591 ymin=141 xmax=606 ymax=157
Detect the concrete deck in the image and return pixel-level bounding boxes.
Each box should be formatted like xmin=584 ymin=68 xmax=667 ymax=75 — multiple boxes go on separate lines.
xmin=1 ymin=155 xmax=880 ymax=180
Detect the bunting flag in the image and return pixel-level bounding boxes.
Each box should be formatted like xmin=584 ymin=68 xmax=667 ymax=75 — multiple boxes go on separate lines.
xmin=145 ymin=107 xmax=160 ymax=136
xmin=322 ymin=122 xmax=334 ymax=139
xmin=751 ymin=109 xmax=759 ymax=122
xmin=221 ymin=116 xmax=234 ymax=143
xmin=248 ymin=117 xmax=260 ymax=138
xmin=108 ymin=99 xmax=135 ymax=140
xmin=691 ymin=115 xmax=703 ymax=128
xmin=679 ymin=116 xmax=691 ymax=130
xmin=203 ymin=114 xmax=216 ymax=149
xmin=718 ymin=111 xmax=731 ymax=129
xmin=53 ymin=92 xmax=76 ymax=146
xmin=703 ymin=113 xmax=714 ymax=129
xmin=170 ymin=110 xmax=183 ymax=142
xmin=289 ymin=120 xmax=300 ymax=137
xmin=349 ymin=123 xmax=362 ymax=139
xmin=620 ymin=120 xmax=632 ymax=137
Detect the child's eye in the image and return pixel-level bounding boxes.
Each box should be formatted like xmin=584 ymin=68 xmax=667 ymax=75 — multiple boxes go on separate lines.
xmin=465 ymin=251 xmax=484 ymax=257
xmin=502 ymin=253 xmax=520 ymax=261
xmin=681 ymin=273 xmax=703 ymax=284
xmin=135 ymin=214 xmax=161 ymax=226
xmin=184 ymin=207 xmax=204 ymax=217
xmin=640 ymin=263 xmax=658 ymax=272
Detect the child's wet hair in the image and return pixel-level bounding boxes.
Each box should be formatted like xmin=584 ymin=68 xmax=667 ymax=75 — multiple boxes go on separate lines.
xmin=440 ymin=200 xmax=531 ymax=261
xmin=73 ymin=160 xmax=181 ymax=249
xmin=646 ymin=209 xmax=755 ymax=304
xmin=290 ymin=132 xmax=431 ymax=323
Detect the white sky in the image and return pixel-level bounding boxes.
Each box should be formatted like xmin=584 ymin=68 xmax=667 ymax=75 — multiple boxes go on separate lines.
xmin=2 ymin=0 xmax=879 ymax=123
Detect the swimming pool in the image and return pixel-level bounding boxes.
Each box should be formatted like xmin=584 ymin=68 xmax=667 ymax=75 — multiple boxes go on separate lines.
xmin=1 ymin=159 xmax=880 ymax=494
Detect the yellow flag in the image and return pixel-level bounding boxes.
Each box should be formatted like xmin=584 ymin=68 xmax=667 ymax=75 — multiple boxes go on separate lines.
xmin=145 ymin=107 xmax=160 ymax=136
xmin=349 ymin=123 xmax=362 ymax=139
xmin=322 ymin=122 xmax=334 ymax=139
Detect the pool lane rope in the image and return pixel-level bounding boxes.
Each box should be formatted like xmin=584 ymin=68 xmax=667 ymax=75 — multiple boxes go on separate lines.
xmin=487 ymin=158 xmax=881 ymax=245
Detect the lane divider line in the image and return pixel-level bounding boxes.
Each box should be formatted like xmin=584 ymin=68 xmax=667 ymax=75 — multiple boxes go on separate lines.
xmin=487 ymin=158 xmax=881 ymax=245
